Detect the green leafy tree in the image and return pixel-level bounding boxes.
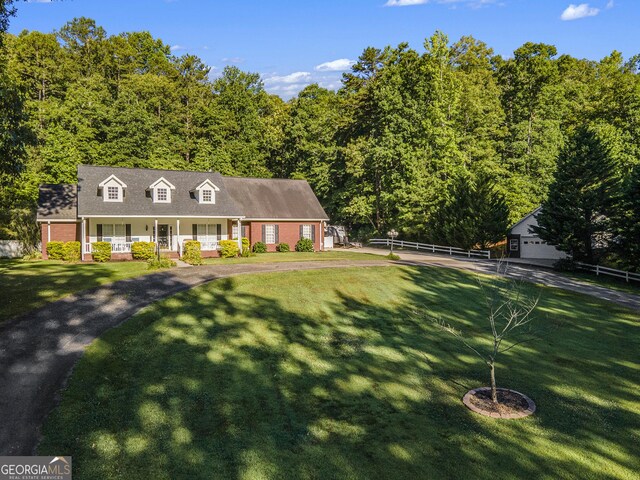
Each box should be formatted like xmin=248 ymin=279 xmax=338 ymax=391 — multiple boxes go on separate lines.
xmin=533 ymin=125 xmax=622 ymax=263
xmin=613 ymin=166 xmax=640 ymax=271
xmin=429 ymin=175 xmax=509 ymax=250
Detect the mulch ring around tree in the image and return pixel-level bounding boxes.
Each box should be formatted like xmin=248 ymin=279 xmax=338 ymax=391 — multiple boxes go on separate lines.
xmin=463 ymin=387 xmax=536 ymax=419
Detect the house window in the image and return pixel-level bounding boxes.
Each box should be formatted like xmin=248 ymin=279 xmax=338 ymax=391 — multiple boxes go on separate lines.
xmin=101 ymin=224 xmax=125 ymax=243
xmin=510 ymin=239 xmax=519 ymax=251
xmin=302 ymin=225 xmax=312 ymax=240
xmin=107 ymin=186 xmax=119 ymax=201
xmin=265 ymin=224 xmax=276 ymax=244
xmin=156 ymin=188 xmax=168 ymax=202
xmin=202 ymin=189 xmax=213 ymax=203
xmin=195 ymin=224 xmax=221 ymax=242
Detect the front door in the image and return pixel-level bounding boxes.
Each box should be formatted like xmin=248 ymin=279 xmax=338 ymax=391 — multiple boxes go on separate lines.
xmin=158 ymin=224 xmax=172 ymax=250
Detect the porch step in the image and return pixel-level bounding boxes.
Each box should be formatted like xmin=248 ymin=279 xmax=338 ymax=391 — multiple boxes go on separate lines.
xmin=174 ymin=259 xmax=193 ymax=268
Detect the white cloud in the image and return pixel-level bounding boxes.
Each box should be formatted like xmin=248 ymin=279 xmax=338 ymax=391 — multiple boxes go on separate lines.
xmin=314 ymin=58 xmax=355 ymax=72
xmin=385 ymin=0 xmax=428 ymax=6
xmin=560 ymin=3 xmax=600 ymax=21
xmin=606 ymin=0 xmax=614 ymax=9
xmin=170 ymin=45 xmax=185 ymax=52
xmin=264 ymin=71 xmax=312 ymax=85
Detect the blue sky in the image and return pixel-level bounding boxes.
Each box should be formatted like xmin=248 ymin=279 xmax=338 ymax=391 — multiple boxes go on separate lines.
xmin=9 ymin=0 xmax=639 ymax=98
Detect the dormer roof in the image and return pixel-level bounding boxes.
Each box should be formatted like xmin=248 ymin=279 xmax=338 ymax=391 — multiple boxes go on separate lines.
xmin=98 ymin=175 xmax=127 ymax=188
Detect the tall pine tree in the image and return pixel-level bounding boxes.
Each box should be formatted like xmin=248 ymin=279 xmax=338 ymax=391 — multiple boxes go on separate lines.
xmin=534 ymin=125 xmax=621 ymax=263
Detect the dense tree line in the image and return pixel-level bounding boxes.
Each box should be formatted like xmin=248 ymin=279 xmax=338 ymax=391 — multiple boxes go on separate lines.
xmin=0 ymin=15 xmax=638 ymax=265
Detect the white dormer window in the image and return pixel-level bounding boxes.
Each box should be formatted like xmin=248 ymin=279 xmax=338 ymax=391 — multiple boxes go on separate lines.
xmin=157 ymin=188 xmax=168 ymax=202
xmin=194 ymin=179 xmax=220 ymax=204
xmin=149 ymin=177 xmax=176 ymax=204
xmin=99 ymin=175 xmax=127 ymax=203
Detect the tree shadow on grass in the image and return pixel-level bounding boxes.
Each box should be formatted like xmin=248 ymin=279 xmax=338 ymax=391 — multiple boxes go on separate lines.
xmin=0 ymin=259 xmax=150 ymax=321
xmin=38 ymin=267 xmax=640 ymax=479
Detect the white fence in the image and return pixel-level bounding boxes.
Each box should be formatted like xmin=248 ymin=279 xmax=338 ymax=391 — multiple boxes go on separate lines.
xmin=369 ymin=238 xmax=491 ymax=259
xmin=0 ymin=240 xmax=23 ymax=258
xmin=576 ymin=262 xmax=640 ymax=284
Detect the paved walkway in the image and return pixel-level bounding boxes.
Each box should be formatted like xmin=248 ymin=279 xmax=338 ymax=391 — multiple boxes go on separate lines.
xmin=358 ymin=247 xmax=640 ymax=311
xmin=1 ymin=254 xmax=638 ymax=456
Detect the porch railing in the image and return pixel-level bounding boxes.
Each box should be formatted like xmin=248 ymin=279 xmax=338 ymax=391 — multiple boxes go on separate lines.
xmin=84 ymin=242 xmax=133 ymax=254
xmin=198 ymin=241 xmax=220 ymax=251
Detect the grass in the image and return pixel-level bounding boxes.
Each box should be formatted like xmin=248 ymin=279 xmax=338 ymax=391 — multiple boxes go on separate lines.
xmin=0 ymin=260 xmax=152 ymax=321
xmin=560 ymin=270 xmax=640 ymax=295
xmin=202 ymin=250 xmax=382 ymax=265
xmin=39 ymin=266 xmax=639 ymax=479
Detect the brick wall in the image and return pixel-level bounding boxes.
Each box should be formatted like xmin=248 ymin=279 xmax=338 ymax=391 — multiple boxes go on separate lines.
xmin=40 ymin=222 xmax=81 ymax=259
xmin=249 ymin=221 xmax=322 ymax=252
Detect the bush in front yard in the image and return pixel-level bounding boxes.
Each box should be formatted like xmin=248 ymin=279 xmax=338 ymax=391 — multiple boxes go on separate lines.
xmin=220 ymin=240 xmax=240 ymax=258
xmin=62 ymin=241 xmax=81 ymax=262
xmin=46 ymin=241 xmax=64 ymax=260
xmin=242 ymin=237 xmax=250 ymax=251
xmin=252 ymin=241 xmax=267 ymax=253
xmin=147 ymin=255 xmax=176 ymax=270
xmin=295 ymin=238 xmax=314 ymax=252
xmin=131 ymin=241 xmax=156 ymax=260
xmin=91 ymin=242 xmax=112 ymax=262
xmin=276 ymin=242 xmax=290 ymax=252
xmin=182 ymin=240 xmax=203 ymax=265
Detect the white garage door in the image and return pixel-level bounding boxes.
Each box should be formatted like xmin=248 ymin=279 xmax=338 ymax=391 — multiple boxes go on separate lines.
xmin=520 ymin=236 xmax=566 ymax=259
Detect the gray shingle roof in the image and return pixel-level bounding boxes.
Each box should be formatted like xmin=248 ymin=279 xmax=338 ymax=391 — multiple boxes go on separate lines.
xmin=224 ymin=176 xmax=329 ymax=220
xmin=77 ymin=165 xmax=243 ymax=218
xmin=67 ymin=165 xmax=328 ymax=220
xmin=37 ymin=184 xmax=78 ymax=221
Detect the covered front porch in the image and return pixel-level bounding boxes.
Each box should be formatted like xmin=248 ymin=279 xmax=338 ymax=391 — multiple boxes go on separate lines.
xmin=81 ymin=217 xmax=244 ymax=260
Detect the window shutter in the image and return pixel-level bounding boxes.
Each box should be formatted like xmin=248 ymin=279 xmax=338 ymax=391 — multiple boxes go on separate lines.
xmin=311 ymin=225 xmax=316 ymax=242
xmin=126 ymin=224 xmax=132 ymax=242
xmin=97 ymin=224 xmax=103 ymax=241
xmin=192 ymin=224 xmax=197 ymax=240
xmin=262 ymin=224 xmax=266 ymax=243
xmin=299 ymin=225 xmax=304 ymax=239
xmin=216 ymin=224 xmax=221 ymax=241
xmin=275 ymin=225 xmax=279 ymax=244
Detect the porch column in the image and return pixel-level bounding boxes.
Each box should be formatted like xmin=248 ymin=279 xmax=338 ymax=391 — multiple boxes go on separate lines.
xmin=236 ymin=219 xmax=242 ymax=251
xmin=176 ymin=219 xmax=181 ymax=257
xmin=154 ymin=218 xmax=159 ymax=258
xmin=47 ymin=221 xmax=51 ymax=243
xmin=81 ymin=218 xmax=86 ymax=261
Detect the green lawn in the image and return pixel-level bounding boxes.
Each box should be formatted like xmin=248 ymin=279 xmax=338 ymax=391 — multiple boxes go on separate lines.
xmin=39 ymin=266 xmax=639 ymax=479
xmin=0 ymin=260 xmax=151 ymax=321
xmin=202 ymin=250 xmax=382 ymax=265
xmin=561 ymin=270 xmax=640 ymax=295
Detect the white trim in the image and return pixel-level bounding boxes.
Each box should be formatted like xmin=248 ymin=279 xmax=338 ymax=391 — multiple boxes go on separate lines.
xmin=81 ymin=218 xmax=86 ymax=262
xmin=99 ymin=175 xmax=127 ymax=188
xmin=194 ymin=179 xmax=220 ymax=192
xmin=47 ymin=221 xmax=50 ymax=243
xmin=149 ymin=177 xmax=176 ymax=190
xmin=78 ymin=214 xmax=245 ymax=219
xmin=242 ymin=218 xmax=329 ymax=221
xmin=37 ymin=219 xmax=81 ymax=223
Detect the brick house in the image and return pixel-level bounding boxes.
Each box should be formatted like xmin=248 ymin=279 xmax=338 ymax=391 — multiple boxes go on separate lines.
xmin=37 ymin=165 xmax=329 ymax=260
